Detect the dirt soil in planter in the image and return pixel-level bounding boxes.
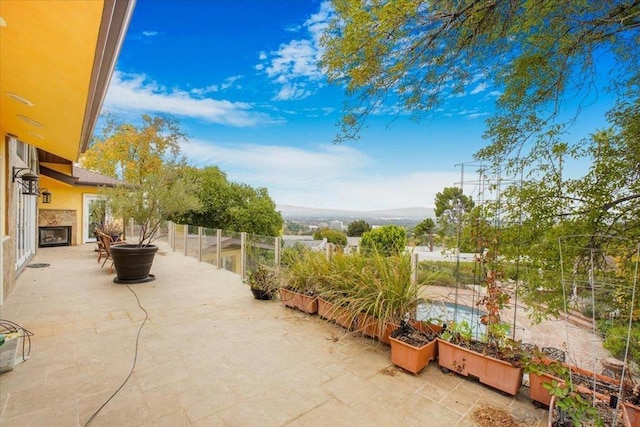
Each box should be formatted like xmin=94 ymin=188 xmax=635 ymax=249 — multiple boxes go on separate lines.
xmin=471 ymin=405 xmax=526 ymax=427
xmin=454 ymin=339 xmax=525 ymax=366
xmin=570 ymin=372 xmax=640 ymax=406
xmin=390 ymin=323 xmax=436 ymax=346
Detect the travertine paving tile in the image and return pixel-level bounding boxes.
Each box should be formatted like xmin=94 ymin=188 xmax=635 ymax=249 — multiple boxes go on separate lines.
xmin=0 ymin=242 xmax=548 ymax=426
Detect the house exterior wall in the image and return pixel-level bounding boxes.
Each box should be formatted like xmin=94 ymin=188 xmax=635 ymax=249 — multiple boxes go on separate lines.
xmin=2 ymin=136 xmax=38 ymax=300
xmin=37 ymin=174 xmax=99 ymax=246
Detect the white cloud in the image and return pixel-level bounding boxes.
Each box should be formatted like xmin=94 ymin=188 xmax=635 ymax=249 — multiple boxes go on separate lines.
xmin=183 ymin=138 xmax=458 ymax=210
xmin=466 ymin=112 xmax=490 ymax=119
xmin=104 ymin=72 xmax=272 ymax=126
xmin=470 ymin=82 xmax=488 ymax=95
xmin=142 ymin=30 xmax=158 ymax=37
xmin=258 ymin=1 xmax=334 ymax=100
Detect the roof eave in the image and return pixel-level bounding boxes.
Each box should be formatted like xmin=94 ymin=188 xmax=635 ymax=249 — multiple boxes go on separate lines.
xmin=78 ymin=0 xmax=137 ymax=158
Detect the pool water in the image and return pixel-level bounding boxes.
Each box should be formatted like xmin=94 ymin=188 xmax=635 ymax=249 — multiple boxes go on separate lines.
xmin=417 ymin=302 xmax=487 ymax=340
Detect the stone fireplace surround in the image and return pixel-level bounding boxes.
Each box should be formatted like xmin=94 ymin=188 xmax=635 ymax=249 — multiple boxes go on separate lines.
xmin=39 ymin=209 xmax=77 ymax=246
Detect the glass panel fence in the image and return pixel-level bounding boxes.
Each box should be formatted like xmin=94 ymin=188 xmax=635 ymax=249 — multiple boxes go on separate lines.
xmin=220 ymin=230 xmax=241 ymax=274
xmin=200 ymin=227 xmax=219 ymax=267
xmin=245 ymin=233 xmax=277 ymax=273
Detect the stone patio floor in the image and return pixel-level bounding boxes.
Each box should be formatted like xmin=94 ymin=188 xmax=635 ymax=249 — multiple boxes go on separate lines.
xmin=0 ymin=242 xmax=552 ymax=426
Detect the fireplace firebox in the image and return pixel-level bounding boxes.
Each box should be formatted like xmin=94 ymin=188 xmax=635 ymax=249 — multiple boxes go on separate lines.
xmin=39 ymin=226 xmax=72 ymax=247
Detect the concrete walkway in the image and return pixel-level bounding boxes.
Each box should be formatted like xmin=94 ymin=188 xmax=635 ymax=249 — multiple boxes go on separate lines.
xmin=0 ymin=243 xmax=547 ymax=426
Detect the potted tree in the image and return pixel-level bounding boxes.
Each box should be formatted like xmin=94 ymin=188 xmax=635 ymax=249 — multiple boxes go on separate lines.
xmin=82 ymin=115 xmax=201 ymax=284
xmin=106 ymin=165 xmax=200 ymax=283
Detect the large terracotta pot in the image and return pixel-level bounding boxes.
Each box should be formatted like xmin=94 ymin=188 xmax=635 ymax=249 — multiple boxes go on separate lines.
xmin=437 ymin=338 xmax=523 ymax=396
xmin=110 ymin=244 xmax=158 ymax=284
xmin=389 ymin=334 xmax=437 ymax=374
xmin=280 ymin=288 xmax=318 ymax=314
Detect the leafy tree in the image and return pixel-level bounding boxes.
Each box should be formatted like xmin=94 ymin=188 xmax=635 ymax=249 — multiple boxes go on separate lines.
xmin=434 ymin=187 xmax=475 ymax=218
xmin=413 ymin=218 xmax=435 ymax=250
xmin=175 ymin=166 xmax=283 ymax=237
xmin=81 ymin=114 xmax=199 ymax=245
xmin=82 ymin=113 xmax=186 ymax=182
xmin=347 ymin=219 xmax=371 ymax=237
xmin=226 ymin=184 xmax=283 ymax=237
xmin=313 ymin=228 xmax=348 ymax=246
xmin=433 ymin=187 xmax=476 ymax=251
xmin=493 ymin=100 xmax=640 ymax=321
xmin=360 ymin=225 xmax=407 ymax=256
xmin=321 ymin=1 xmax=640 ymax=165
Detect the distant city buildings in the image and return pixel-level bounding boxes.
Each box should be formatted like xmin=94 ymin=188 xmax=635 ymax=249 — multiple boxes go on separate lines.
xmin=329 ymin=220 xmax=344 ymax=231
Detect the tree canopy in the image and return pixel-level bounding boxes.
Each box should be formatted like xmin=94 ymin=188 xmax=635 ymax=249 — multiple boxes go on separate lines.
xmin=173 ymin=166 xmax=283 ymax=237
xmin=434 ymin=187 xmax=475 ymax=218
xmin=81 ymin=114 xmax=197 ymax=244
xmin=360 ymin=225 xmax=407 ymax=256
xmin=347 ymin=219 xmax=372 ymax=236
xmin=82 ymin=114 xmax=186 ymax=183
xmin=82 ymin=114 xmax=283 ymax=238
xmin=321 ymin=0 xmax=640 ymax=165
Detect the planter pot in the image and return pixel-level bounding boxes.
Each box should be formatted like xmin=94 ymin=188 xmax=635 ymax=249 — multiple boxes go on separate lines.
xmin=437 ymin=338 xmax=523 ymax=396
xmin=250 ymin=288 xmax=272 ymax=300
xmin=389 ymin=335 xmax=437 ymax=374
xmin=110 ymin=244 xmax=158 ymax=284
xmin=549 ymin=395 xmax=636 ymax=427
xmin=357 ymin=314 xmax=398 ymax=344
xmin=623 ymin=402 xmax=640 ymax=427
xmin=317 ymin=298 xmax=355 ymax=329
xmin=280 ymin=288 xmax=318 ymax=314
xmin=530 ymin=363 xmax=623 ymax=408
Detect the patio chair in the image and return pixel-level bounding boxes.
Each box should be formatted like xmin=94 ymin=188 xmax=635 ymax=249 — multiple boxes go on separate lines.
xmin=98 ymin=232 xmax=127 ymax=273
xmin=95 ymin=228 xmax=107 ymax=264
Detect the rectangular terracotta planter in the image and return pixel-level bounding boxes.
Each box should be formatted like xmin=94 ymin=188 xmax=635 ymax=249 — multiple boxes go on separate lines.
xmin=437 ymin=338 xmax=523 ymax=396
xmin=623 ymin=402 xmax=640 ymax=427
xmin=356 ymin=314 xmax=398 ymax=344
xmin=317 ymin=298 xmax=355 ymax=329
xmin=280 ymin=288 xmax=318 ymax=314
xmin=530 ymin=362 xmax=622 ymax=408
xmin=389 ymin=335 xmax=437 ymax=374
xmin=549 ymin=396 xmax=637 ymax=427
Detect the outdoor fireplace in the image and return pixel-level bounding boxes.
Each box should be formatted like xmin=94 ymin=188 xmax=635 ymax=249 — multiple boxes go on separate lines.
xmin=39 ymin=226 xmax=72 ymax=247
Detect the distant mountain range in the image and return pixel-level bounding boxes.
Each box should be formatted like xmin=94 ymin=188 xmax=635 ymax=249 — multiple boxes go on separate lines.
xmin=277 ymin=204 xmax=435 ymax=220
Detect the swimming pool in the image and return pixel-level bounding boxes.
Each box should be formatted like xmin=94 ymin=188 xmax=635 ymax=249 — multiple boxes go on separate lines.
xmin=416 ymin=301 xmax=487 ymax=340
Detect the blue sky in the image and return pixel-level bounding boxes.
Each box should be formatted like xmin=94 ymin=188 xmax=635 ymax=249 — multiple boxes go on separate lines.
xmin=102 ymin=0 xmax=615 ymax=211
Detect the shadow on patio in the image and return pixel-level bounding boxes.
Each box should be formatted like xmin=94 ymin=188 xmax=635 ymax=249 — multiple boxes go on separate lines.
xmin=0 ymin=242 xmax=547 ymax=426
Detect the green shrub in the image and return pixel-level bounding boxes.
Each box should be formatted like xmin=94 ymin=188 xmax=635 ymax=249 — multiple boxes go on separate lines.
xmin=601 ymin=321 xmax=640 ymax=365
xmin=360 ymin=225 xmax=407 ymax=256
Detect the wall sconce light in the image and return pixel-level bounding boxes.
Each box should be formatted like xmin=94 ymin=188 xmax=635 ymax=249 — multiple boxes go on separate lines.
xmin=12 ymin=167 xmax=39 ymax=195
xmin=40 ymin=189 xmax=52 ymax=204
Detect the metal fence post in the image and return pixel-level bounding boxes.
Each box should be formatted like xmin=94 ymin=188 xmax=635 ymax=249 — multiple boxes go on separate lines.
xmin=411 ymin=252 xmax=419 ymax=286
xmin=240 ymin=232 xmax=247 ymax=279
xmin=216 ymin=229 xmax=222 ymax=269
xmin=197 ymin=226 xmax=203 ymax=262
xmin=183 ymin=224 xmax=188 ymax=257
xmin=275 ymin=236 xmax=281 ymax=268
